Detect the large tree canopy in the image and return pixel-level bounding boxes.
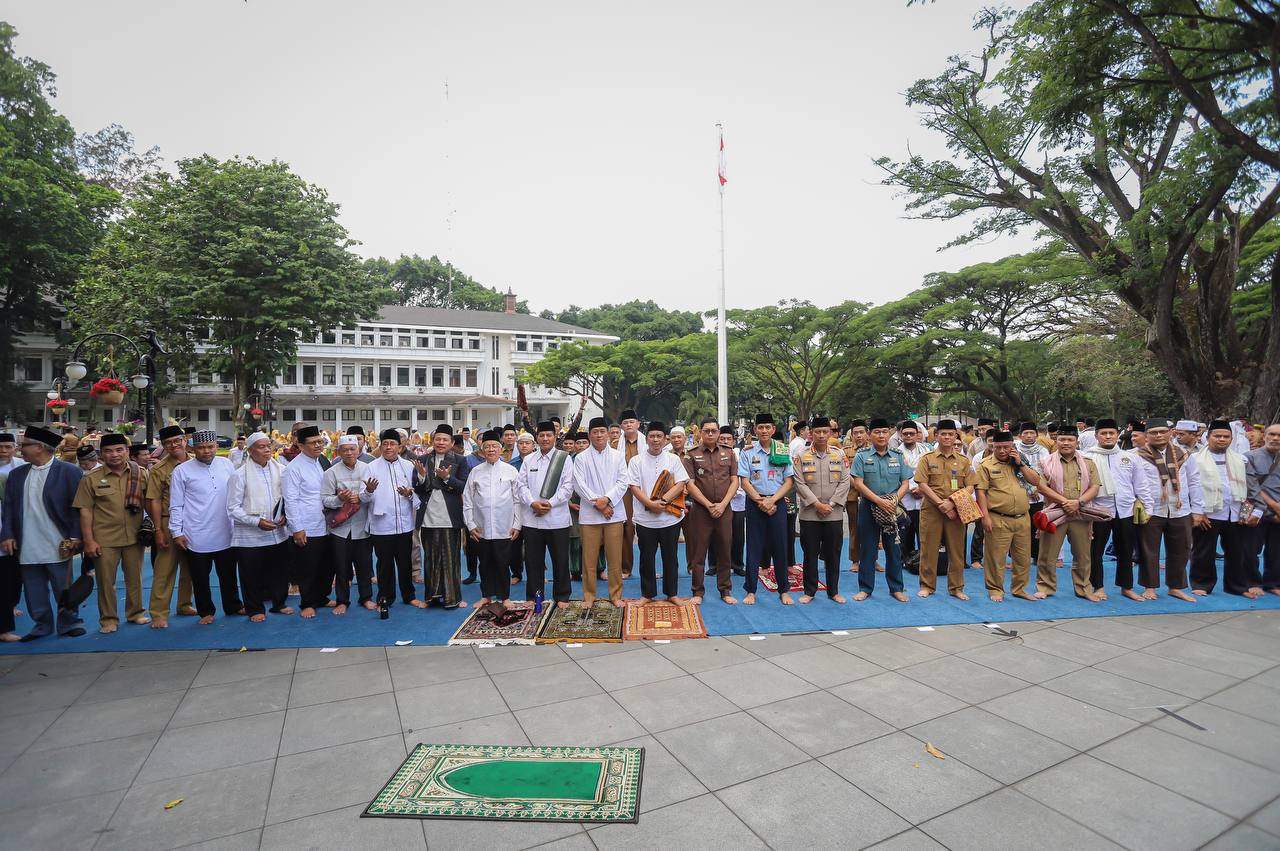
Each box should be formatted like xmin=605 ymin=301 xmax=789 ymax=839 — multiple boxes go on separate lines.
xmin=365 ymin=254 xmax=528 ymax=313
xmin=546 ymin=300 xmax=705 ymax=341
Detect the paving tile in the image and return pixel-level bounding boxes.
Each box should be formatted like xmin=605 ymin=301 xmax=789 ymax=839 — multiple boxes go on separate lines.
xmin=1017 ymin=754 xmax=1233 ymax=851
xmin=1204 ymin=680 xmax=1280 ymax=724
xmin=1202 ymin=822 xmax=1280 ymax=850
xmin=287 ymin=659 xmax=392 ymax=708
xmin=530 ymin=835 xmax=596 ymax=850
xmin=958 ymin=640 xmax=1083 ymax=683
xmin=1185 ymin=624 xmax=1280 ymax=660
xmin=1151 ymin=701 xmax=1280 ymax=771
xmin=1252 ymin=664 xmax=1280 ymax=690
xmin=192 ymin=649 xmax=297 ymax=687
xmin=0 ymin=672 xmax=99 ymax=712
xmin=177 ymin=829 xmax=263 ymax=850
xmin=138 ymin=711 xmax=283 ymax=782
xmin=919 ymin=787 xmax=1119 ymax=850
xmin=76 ymin=658 xmax=198 ymax=704
xmin=108 ymin=649 xmax=210 ymax=669
xmin=1123 ymin=613 xmax=1214 ymax=636
xmin=1250 ymin=795 xmax=1280 ymax=837
xmin=266 ymin=733 xmax=406 ymax=824
xmin=726 ymin=631 xmax=827 ymax=658
xmin=516 ymin=692 xmax=645 ymax=746
xmin=655 ymin=711 xmax=807 ymax=790
xmin=395 ymin=675 xmax=505 ymax=729
xmin=1 ymin=651 xmax=119 ymax=682
xmin=100 ymin=759 xmax=274 ymax=851
xmin=387 ymin=645 xmax=485 ymax=689
xmin=830 ymin=672 xmax=967 ymax=728
xmin=865 ymin=829 xmax=947 ymax=850
xmin=820 ymin=731 xmax=1000 ymax=824
xmin=695 ymin=658 xmax=816 ymax=709
xmin=170 ymin=673 xmax=293 ymax=728
xmin=492 ymin=661 xmax=602 ymax=711
xmin=281 ymin=691 xmax=401 ymax=755
xmin=29 ymin=689 xmax=183 ymax=752
xmin=1220 ymin=610 xmax=1280 ymax=637
xmin=589 ymin=793 xmax=766 ymax=849
xmin=719 ymin=760 xmax=908 ymax=849
xmin=559 ymin=641 xmax=636 ymax=659
xmin=838 ymin=631 xmax=947 ymax=669
xmin=906 ymin=706 xmax=1075 ymax=784
xmin=1019 ymin=627 xmax=1131 ymax=665
xmin=419 ymin=815 xmax=583 ymax=848
xmin=891 ymin=624 xmax=1003 ymax=653
xmin=980 ymin=685 xmax=1140 ymax=750
xmin=897 ymin=656 xmax=1029 ymax=703
xmin=293 ymin=645 xmax=388 ymax=672
xmin=577 ymin=647 xmax=686 ymax=691
xmin=612 ymin=734 xmax=705 ymax=813
xmin=749 ymin=690 xmax=894 ymax=757
xmin=1142 ymin=636 xmax=1276 ymax=678
xmin=406 ymin=711 xmax=530 ymax=748
xmin=609 ymin=674 xmax=737 ymax=733
xmin=1041 ymin=667 xmax=1188 ymax=721
xmin=1091 ymin=726 xmax=1280 ymax=819
xmin=474 ymin=642 xmax=566 ymax=675
xmin=0 ymin=710 xmax=57 ymax=761
xmin=1054 ymin=616 xmax=1171 ymax=648
xmin=651 ymin=635 xmax=759 ymax=673
xmin=767 ymin=644 xmax=886 ymax=688
xmin=1094 ymin=650 xmax=1240 ymax=699
xmin=0 ymin=731 xmax=159 ymax=813
xmin=0 ymin=788 xmax=124 ymax=849
xmin=260 ymin=802 xmax=426 ymax=849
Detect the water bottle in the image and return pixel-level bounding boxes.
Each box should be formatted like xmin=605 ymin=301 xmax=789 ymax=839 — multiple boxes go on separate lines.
xmin=534 ymin=590 xmax=543 ymax=614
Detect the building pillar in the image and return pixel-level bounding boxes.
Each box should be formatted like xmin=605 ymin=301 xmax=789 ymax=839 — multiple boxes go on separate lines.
xmin=410 ymin=406 xmax=418 ymax=433
xmin=374 ymin=407 xmax=382 ymax=436
xmin=335 ymin=408 xmax=343 ymax=433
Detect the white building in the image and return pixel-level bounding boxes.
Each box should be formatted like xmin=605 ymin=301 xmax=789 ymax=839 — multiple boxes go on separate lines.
xmin=11 ymin=298 xmax=615 ymax=436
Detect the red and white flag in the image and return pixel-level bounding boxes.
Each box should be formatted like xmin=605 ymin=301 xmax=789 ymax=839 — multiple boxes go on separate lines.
xmin=717 ymin=128 xmax=727 ymax=189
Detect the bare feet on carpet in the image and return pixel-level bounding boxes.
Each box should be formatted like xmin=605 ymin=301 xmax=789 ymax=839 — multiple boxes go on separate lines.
xmin=798 ymin=594 xmax=813 ymax=604
xmin=333 ymin=604 xmax=347 ymax=615
xmin=1169 ymin=588 xmax=1197 ymax=602
xmin=853 ymin=591 xmax=869 ymax=601
xmin=952 ymin=591 xmax=969 ymax=601
xmin=1012 ymin=591 xmax=1037 ymax=601
xmin=1122 ymin=589 xmax=1145 ymax=601
xmin=363 ymin=601 xmax=377 ymax=610
xmin=667 ymin=595 xmax=686 ymax=605
xmin=989 ymin=593 xmax=1004 ymax=603
xmin=891 ymin=591 xmax=909 ymax=602
xmin=1033 ymin=591 xmax=1048 ymax=600
xmin=1192 ymin=589 xmax=1209 ymax=596
xmin=99 ymin=623 xmax=117 ymax=634
xmin=250 ymin=613 xmax=266 ymax=623
xmin=1142 ymin=588 xmax=1158 ymax=600
xmin=831 ymin=593 xmax=847 ymax=604
xmin=780 ymin=593 xmax=794 ymax=605
xmin=582 ymin=594 xmax=595 ymax=608
xmin=300 ymin=607 xmax=316 ymax=619
xmin=611 ymin=597 xmax=624 ymax=607
xmin=149 ymin=618 xmax=168 ymax=629
xmin=197 ymin=615 xmax=214 ymax=625
xmin=691 ymin=595 xmax=703 ymax=605
xmin=279 ymin=606 xmax=296 ymax=615
xmin=325 ymin=600 xmax=337 ymax=608
xmin=743 ymin=593 xmax=756 ymax=605
xmin=1244 ymin=587 xmax=1263 ymax=599
xmin=409 ymin=599 xmax=427 ymax=608
xmin=917 ymin=589 xmax=933 ymax=598
xmin=557 ymin=600 xmax=570 ymax=609
xmin=721 ymin=595 xmax=737 ymax=605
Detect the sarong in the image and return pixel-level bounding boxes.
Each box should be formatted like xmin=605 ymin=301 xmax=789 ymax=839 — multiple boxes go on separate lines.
xmin=421 ymin=527 xmax=461 ymax=607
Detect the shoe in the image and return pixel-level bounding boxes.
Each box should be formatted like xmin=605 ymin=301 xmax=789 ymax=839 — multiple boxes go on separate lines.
xmin=733 ymin=567 xmax=746 ymax=577
xmin=462 ymin=574 xmax=477 ymax=585
xmin=65 ymin=627 xmax=86 ymax=637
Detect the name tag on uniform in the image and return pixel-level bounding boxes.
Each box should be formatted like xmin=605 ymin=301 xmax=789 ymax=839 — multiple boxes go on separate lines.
xmin=888 ymin=460 xmax=900 ymax=467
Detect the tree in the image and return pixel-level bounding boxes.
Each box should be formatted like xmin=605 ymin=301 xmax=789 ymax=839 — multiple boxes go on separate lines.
xmin=71 ymin=155 xmax=390 ymax=420
xmin=879 ymin=5 xmax=1280 ymax=420
xmin=552 ymin=301 xmax=704 ymax=341
xmin=75 ymin=123 xmax=162 ymax=205
xmin=1049 ymin=310 xmax=1182 ymax=421
xmin=726 ymin=300 xmax=871 ymax=422
xmin=365 ymin=254 xmax=528 ymax=313
xmin=0 ymin=22 xmax=116 ymax=419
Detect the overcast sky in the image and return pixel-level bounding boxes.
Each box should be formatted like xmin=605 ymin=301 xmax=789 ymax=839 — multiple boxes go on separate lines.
xmin=12 ymin=0 xmax=1037 ymax=315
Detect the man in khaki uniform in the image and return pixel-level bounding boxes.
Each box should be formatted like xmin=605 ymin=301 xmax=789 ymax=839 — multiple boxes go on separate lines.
xmin=145 ymin=425 xmax=196 ymax=626
xmin=843 ymin=419 xmax=868 ymax=569
xmin=1035 ymin=425 xmax=1103 ymax=601
xmin=683 ymin=417 xmax=739 ymax=604
xmin=73 ymin=433 xmax=148 ymax=633
xmin=913 ymin=419 xmax=973 ymax=600
xmin=974 ymin=430 xmax=1041 ymax=601
xmin=792 ymin=415 xmax=850 ymax=603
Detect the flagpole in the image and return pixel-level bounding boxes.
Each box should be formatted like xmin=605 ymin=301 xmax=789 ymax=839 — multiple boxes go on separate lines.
xmin=716 ymin=124 xmax=728 ymax=426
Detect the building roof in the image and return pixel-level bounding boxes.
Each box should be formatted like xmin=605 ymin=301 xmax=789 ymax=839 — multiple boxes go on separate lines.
xmin=372 ymin=305 xmax=613 ymax=338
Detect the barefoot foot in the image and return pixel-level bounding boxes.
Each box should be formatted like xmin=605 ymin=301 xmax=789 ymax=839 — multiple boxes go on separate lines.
xmin=197 ymin=615 xmax=214 ymax=625
xmin=780 ymin=594 xmax=794 ymax=606
xmin=743 ymin=593 xmax=756 ymax=606
xmin=250 ymin=613 xmax=266 ymax=623
xmin=300 ymin=607 xmax=316 ymax=619
xmin=831 ymin=594 xmax=847 ymax=604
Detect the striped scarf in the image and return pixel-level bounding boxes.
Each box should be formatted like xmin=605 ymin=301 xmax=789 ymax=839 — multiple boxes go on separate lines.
xmin=125 ymin=461 xmax=144 ymax=513
xmin=1137 ymin=443 xmax=1186 ymax=510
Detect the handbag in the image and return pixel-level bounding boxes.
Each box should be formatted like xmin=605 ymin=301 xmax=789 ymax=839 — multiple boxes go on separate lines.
xmin=650 ymin=469 xmax=687 ymax=517
xmin=138 ymin=516 xmax=155 ymax=548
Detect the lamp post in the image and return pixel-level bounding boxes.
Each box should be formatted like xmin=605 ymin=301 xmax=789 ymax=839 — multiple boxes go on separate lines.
xmin=44 ymin=378 xmax=75 ymax=426
xmin=63 ymin=330 xmax=165 ymax=445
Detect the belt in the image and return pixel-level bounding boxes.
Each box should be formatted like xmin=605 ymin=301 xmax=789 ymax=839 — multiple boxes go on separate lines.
xmin=990 ymin=509 xmax=1027 ymax=519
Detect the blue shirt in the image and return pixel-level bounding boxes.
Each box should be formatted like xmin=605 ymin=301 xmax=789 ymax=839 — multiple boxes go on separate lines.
xmin=737 ymin=443 xmax=794 ymax=496
xmin=852 ymin=447 xmax=911 ymax=497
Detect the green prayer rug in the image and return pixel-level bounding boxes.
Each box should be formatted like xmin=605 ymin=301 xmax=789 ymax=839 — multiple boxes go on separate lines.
xmin=363 ymin=743 xmax=644 ymax=823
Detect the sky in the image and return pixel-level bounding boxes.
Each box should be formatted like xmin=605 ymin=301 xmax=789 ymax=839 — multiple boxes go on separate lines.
xmin=11 ymin=0 xmax=1037 ymax=316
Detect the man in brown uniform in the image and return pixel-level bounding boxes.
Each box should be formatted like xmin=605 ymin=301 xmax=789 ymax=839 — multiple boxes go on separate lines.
xmin=73 ymin=433 xmax=148 ymax=633
xmin=843 ymin=419 xmax=868 ymax=570
xmin=792 ymin=415 xmax=850 ymax=603
xmin=914 ymin=419 xmax=973 ymax=600
xmin=974 ymin=430 xmax=1040 ymax=601
xmin=1035 ymin=425 xmax=1103 ymax=601
xmin=145 ymin=425 xmax=197 ymax=626
xmin=618 ymin=409 xmax=642 ymax=579
xmin=683 ymin=417 xmax=738 ymax=604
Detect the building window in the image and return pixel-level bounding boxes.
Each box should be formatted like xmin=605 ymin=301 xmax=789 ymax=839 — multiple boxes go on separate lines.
xmin=492 ymin=336 xmax=499 ymax=358
xmin=341 ymin=365 xmax=354 ymax=386
xmin=284 ymin=365 xmax=297 ymax=385
xmin=282 ymin=408 xmax=297 ymax=422
xmin=468 ymin=334 xmax=480 ymax=350
xmin=198 ymin=409 xmax=211 ymax=422
xmin=21 ymin=357 xmax=42 ymax=382
xmin=451 ymin=409 xmax=462 ymax=422
xmin=103 ymin=409 xmax=115 ymax=423
xmin=322 ymin=331 xmax=336 ymax=344
xmin=395 ymin=408 xmax=410 ymax=420
xmin=360 ymin=365 xmax=374 ymax=386
xmin=302 ymin=408 xmax=318 ymax=421
xmin=515 ymin=336 xmax=528 ymax=352
xmin=414 ymin=367 xmax=427 ymax=387
xmin=342 ymin=409 xmax=356 ymax=420
xmin=531 ymin=338 xmax=543 ymax=353
xmin=321 ymin=409 xmax=336 ymax=420
xmin=198 ymin=370 xmax=213 ymax=385
xmin=491 ymin=367 xmax=500 ymax=394
xmin=341 ymin=332 xmax=355 ymax=345
xmin=431 ymin=367 xmax=444 ymax=387
xmin=380 ymin=408 xmax=393 ymax=420
xmin=433 ymin=336 xmax=446 ymax=349
xmin=302 ymin=364 xmax=316 ymax=385
xmin=451 ymin=336 xmax=463 ymax=350
xmin=322 ymin=364 xmax=336 ymax=385
xmin=219 ymin=409 xmax=233 ymax=422
xmin=416 ymin=336 xmax=429 ymax=348
xmin=448 ymin=368 xmax=461 ymax=388
xmin=547 ymin=340 xmax=558 ymax=350
xmin=171 ymin=408 xmax=190 ymax=421
xmin=431 ymin=409 xmax=445 ymax=420
xmin=360 ymin=332 xmax=375 ymax=346
xmin=360 ymin=409 xmax=373 ymax=420
xmin=399 ymin=335 xmax=411 ymax=347
xmin=378 ymin=334 xmax=391 ymax=347
xmin=77 ymin=408 xmax=90 ymax=423
xmin=396 ymin=366 xmax=410 ymax=386
xmin=379 ymin=366 xmax=392 ymax=386
xmin=465 ymin=368 xmax=477 ymax=388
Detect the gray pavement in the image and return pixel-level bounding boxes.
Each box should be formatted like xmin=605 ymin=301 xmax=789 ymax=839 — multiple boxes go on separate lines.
xmin=1 ymin=609 xmax=1278 ymax=850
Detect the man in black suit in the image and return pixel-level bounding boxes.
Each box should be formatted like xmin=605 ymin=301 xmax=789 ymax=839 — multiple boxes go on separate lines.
xmin=412 ymin=424 xmax=470 ymax=608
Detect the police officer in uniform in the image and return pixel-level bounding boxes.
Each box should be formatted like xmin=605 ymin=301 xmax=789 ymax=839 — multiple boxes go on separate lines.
xmin=973 ymin=430 xmax=1041 ymax=601
xmin=914 ymin=419 xmax=974 ymax=600
xmin=683 ymin=417 xmax=739 ymax=604
xmin=792 ymin=414 xmax=849 ymax=603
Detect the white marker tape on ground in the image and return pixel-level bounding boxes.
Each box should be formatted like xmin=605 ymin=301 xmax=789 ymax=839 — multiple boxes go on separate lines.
xmin=566 ymin=643 xmax=583 ymax=648
xmin=477 ymin=642 xmax=495 ymax=648
xmin=394 ymin=640 xmax=413 ymax=646
xmin=320 ymin=648 xmax=339 ymax=653
xmin=749 ymin=635 xmax=767 ymax=641
xmin=654 ymin=639 xmax=671 ymax=644
xmin=831 ymin=630 xmax=849 ymax=636
xmin=916 ymin=626 xmax=935 ymax=632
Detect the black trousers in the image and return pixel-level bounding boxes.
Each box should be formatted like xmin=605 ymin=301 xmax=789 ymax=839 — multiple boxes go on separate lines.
xmin=509 ymin=529 xmax=525 ymax=580
xmin=237 ymin=542 xmax=289 ymax=615
xmin=372 ymin=532 xmax=416 ymax=604
xmin=969 ymin=521 xmax=984 ymax=565
xmin=463 ymin=533 xmax=480 ymax=578
xmin=289 ymin=534 xmax=332 ymax=610
xmin=785 ymin=510 xmax=798 ymax=566
xmin=1029 ymin=501 xmax=1043 ymax=561
xmin=731 ymin=509 xmax=745 ymax=567
xmin=188 ymin=548 xmax=243 ymax=617
xmin=902 ymin=508 xmax=921 ymax=572
xmin=523 ymin=526 xmax=572 ymax=603
xmin=0 ymin=554 xmax=21 ymax=634
xmin=1090 ymin=516 xmax=1138 ymax=590
xmin=637 ymin=524 xmax=680 ymax=599
xmin=799 ymin=519 xmax=843 ymax=597
xmin=476 ymin=537 xmax=512 ymax=601
xmin=1245 ymin=520 xmax=1280 ymax=590
xmin=330 ymin=534 xmax=374 ymax=605
xmin=1191 ymin=519 xmax=1249 ymax=595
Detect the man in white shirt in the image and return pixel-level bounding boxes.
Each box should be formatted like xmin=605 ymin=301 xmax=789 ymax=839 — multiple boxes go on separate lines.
xmin=629 ymin=421 xmax=689 ymax=603
xmin=896 ymin=420 xmax=931 ymax=568
xmin=1082 ymin=418 xmax=1139 ymax=600
xmin=573 ymin=417 xmax=629 ymax=607
xmin=228 ymin=432 xmax=294 ymax=621
xmin=618 ymin=409 xmax=642 ymax=579
xmin=0 ymin=433 xmax=25 ymax=475
xmin=365 ymin=428 xmax=422 ymax=610
xmin=463 ymin=430 xmax=521 ymax=607
xmin=1191 ymin=419 xmax=1257 ymax=597
xmin=321 ymin=434 xmax=376 ymax=612
xmin=170 ymin=429 xmax=242 ymax=624
xmin=515 ymin=420 xmax=575 ymax=608
xmin=282 ymin=425 xmax=331 ymax=618
xmin=1125 ymin=417 xmax=1203 ymax=602
xmin=788 ymin=422 xmax=810 ymax=458
xmin=227 ymin=433 xmax=248 ymax=468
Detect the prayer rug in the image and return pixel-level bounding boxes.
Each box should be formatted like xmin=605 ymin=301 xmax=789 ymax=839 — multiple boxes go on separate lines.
xmin=535 ymin=601 xmax=625 ymax=643
xmin=364 ymin=743 xmax=643 ymax=823
xmin=622 ymin=600 xmax=708 ymax=640
xmin=759 ymin=565 xmax=825 ymax=593
xmin=448 ymin=602 xmax=549 ymax=646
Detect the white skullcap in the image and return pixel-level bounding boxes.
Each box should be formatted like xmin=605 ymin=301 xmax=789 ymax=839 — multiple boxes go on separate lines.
xmin=516 ymin=432 xmax=535 ymax=443
xmin=1174 ymin=419 xmax=1199 ymax=431
xmin=245 ymin=431 xmax=271 ymax=447
xmin=337 ymin=434 xmax=360 ymax=447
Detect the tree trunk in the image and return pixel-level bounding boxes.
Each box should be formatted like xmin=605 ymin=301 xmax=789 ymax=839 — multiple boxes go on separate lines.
xmin=1249 ymin=254 xmax=1280 ymax=423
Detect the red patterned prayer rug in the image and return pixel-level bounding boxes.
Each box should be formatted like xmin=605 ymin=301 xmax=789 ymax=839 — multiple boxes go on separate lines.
xmin=758 ymin=565 xmax=826 ymax=593
xmin=622 ymin=600 xmax=708 ymax=640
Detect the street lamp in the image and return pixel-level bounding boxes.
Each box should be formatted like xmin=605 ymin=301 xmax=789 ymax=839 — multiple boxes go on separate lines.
xmin=63 ymin=330 xmax=165 ymax=445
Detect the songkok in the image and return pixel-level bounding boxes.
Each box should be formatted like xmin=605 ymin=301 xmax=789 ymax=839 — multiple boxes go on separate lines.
xmin=867 ymin=417 xmax=891 ymax=430
xmin=99 ymin=433 xmax=128 ymax=449
xmin=1148 ymin=418 xmax=1174 ymax=430
xmin=1057 ymin=425 xmax=1079 ymax=437
xmin=619 ymin=409 xmax=639 ymax=422
xmin=849 ymin=419 xmax=867 ymax=429
xmin=977 ymin=418 xmax=995 ymax=427
xmin=184 ymin=427 xmax=197 ymax=435
xmin=481 ymin=429 xmax=503 ymax=444
xmin=588 ymin=417 xmax=609 ymax=431
xmin=434 ymin=424 xmax=453 ymax=437
xmin=379 ymin=428 xmax=402 ymax=443
xmin=23 ymin=425 xmax=62 ymax=449
xmin=936 ymin=419 xmax=958 ymax=432
xmin=1207 ymin=419 xmax=1232 ymax=433
xmin=571 ymin=431 xmax=588 ymax=441
xmin=0 ymin=433 xmax=13 ymax=444
xmin=989 ymin=430 xmax=1014 ymax=442
xmin=536 ymin=420 xmax=557 ymax=434
xmin=337 ymin=434 xmax=360 ymax=447
xmin=246 ymin=432 xmax=271 ymax=447
xmin=1095 ymin=418 xmax=1118 ymax=431
xmin=1129 ymin=420 xmax=1147 ymax=433
xmin=1174 ymin=419 xmax=1199 ymax=431
xmin=345 ymin=425 xmax=365 ymax=436
xmin=1017 ymin=421 xmax=1037 ymax=433
xmin=647 ymin=421 xmax=669 ymax=435
xmin=1045 ymin=421 xmax=1060 ymax=433
xmin=503 ymin=424 xmax=517 ymax=433
xmin=898 ymin=420 xmax=919 ymax=432
xmin=754 ymin=413 xmax=774 ymax=425
xmin=295 ymin=425 xmax=320 ymax=441
xmin=192 ymin=429 xmax=218 ymax=445
xmin=129 ymin=443 xmax=149 ymax=455
xmin=809 ymin=415 xmax=831 ymax=430
xmin=77 ymin=445 xmax=98 ymax=460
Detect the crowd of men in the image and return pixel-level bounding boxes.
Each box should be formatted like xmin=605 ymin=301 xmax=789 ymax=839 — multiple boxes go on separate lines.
xmin=0 ymin=409 xmax=1277 ymax=642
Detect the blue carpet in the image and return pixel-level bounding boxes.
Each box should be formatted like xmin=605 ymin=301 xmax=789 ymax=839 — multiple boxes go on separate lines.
xmin=2 ymin=538 xmax=1276 ymax=654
